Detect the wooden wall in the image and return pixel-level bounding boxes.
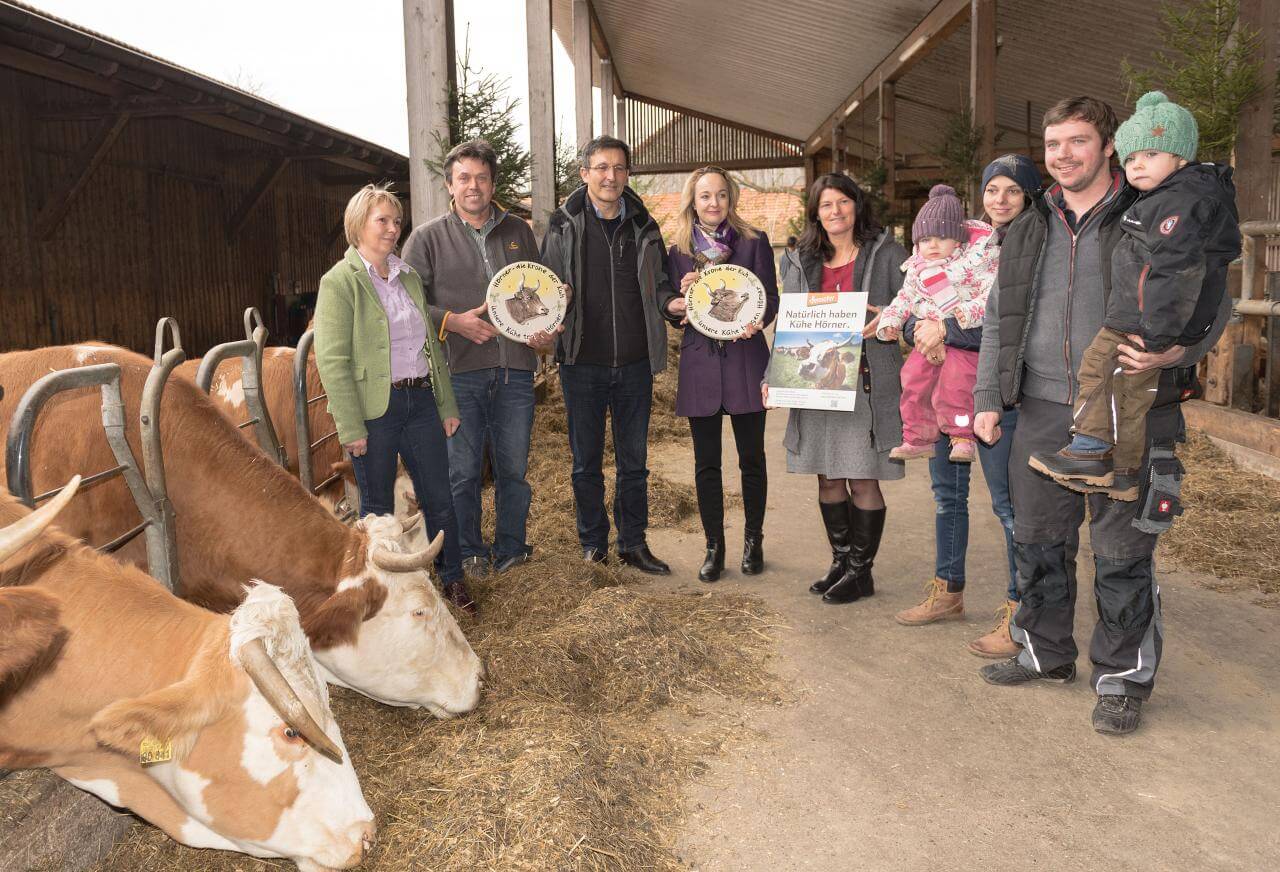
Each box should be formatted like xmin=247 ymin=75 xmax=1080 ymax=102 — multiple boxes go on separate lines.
xmin=0 ymin=67 xmax=365 ymax=357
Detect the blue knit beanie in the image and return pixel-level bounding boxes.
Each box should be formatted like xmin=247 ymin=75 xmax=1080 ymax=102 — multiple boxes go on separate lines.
xmin=981 ymin=154 xmax=1044 ymax=197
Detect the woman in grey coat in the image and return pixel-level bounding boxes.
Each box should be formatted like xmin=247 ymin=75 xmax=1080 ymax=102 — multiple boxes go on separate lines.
xmin=765 ymin=174 xmax=906 ymax=604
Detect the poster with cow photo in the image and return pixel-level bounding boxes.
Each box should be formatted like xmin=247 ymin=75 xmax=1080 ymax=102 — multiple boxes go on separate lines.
xmin=766 ymin=291 xmax=868 ymax=411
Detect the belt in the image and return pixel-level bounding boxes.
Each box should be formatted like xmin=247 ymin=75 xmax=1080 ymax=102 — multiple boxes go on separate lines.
xmin=390 ymin=376 xmax=430 ymax=390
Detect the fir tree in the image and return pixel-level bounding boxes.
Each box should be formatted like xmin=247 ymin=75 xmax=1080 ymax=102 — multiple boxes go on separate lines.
xmin=425 ymin=42 xmax=533 ymax=211
xmin=1122 ymin=0 xmax=1262 ymax=162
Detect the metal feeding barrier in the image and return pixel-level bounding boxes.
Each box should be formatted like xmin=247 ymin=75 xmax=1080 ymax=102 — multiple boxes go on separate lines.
xmin=194 ymin=307 xmax=287 ymax=467
xmin=5 ymin=318 xmax=185 ymax=593
xmin=294 ymin=329 xmax=357 ymax=521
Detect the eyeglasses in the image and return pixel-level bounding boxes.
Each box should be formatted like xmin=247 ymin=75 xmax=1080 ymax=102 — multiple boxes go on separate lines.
xmin=587 ymin=163 xmax=629 ymax=175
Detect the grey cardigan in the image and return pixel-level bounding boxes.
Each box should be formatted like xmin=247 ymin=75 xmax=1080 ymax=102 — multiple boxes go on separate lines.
xmin=781 ymin=230 xmax=906 ymax=452
xmin=401 ymin=206 xmax=540 ymax=375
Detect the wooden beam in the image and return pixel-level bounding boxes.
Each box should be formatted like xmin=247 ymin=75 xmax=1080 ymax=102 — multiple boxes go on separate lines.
xmin=807 ymin=0 xmax=970 ymax=153
xmin=572 ymin=0 xmax=593 ymax=148
xmin=1182 ymin=399 xmax=1280 ymax=458
xmin=832 ymin=120 xmax=847 ymax=173
xmin=880 ymin=81 xmax=896 ymax=203
xmin=969 ymin=0 xmax=997 ymax=171
xmin=895 ymin=92 xmax=1043 ymax=140
xmin=585 ymin=0 xmax=624 ymax=96
xmin=35 ymin=113 xmax=130 ymax=240
xmin=226 ymin=156 xmax=290 ymax=243
xmin=0 ymin=44 xmax=129 ymax=99
xmin=526 ymin=0 xmax=556 ymax=239
xmin=1236 ymin=0 xmax=1278 ymax=224
xmin=403 ymin=0 xmax=452 ymax=224
xmin=600 ymin=58 xmax=615 ymax=139
xmin=624 ymin=92 xmax=803 ymax=148
xmin=632 ymin=156 xmax=805 ymax=175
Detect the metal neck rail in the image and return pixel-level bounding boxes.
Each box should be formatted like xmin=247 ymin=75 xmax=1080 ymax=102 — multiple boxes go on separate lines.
xmin=294 ymin=329 xmax=356 ymax=521
xmin=194 ymin=307 xmax=286 ymax=467
xmin=5 ymin=318 xmax=185 ymax=592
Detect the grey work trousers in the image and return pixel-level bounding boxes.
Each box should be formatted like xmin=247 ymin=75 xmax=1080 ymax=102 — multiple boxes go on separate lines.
xmin=1008 ymin=395 xmax=1178 ymax=699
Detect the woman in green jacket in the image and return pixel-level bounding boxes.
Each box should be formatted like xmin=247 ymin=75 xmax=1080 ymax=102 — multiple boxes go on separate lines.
xmin=314 ymin=184 xmax=473 ymax=613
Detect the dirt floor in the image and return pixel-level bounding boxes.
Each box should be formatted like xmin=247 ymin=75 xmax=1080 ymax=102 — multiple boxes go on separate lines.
xmin=646 ymin=411 xmax=1280 ymax=872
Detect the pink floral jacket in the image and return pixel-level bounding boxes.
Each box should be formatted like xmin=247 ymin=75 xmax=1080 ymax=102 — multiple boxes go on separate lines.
xmin=875 ymin=220 xmax=999 ymax=339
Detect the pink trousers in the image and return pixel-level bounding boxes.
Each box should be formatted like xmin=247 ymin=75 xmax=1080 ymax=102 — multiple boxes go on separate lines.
xmin=898 ymin=347 xmax=979 ymax=445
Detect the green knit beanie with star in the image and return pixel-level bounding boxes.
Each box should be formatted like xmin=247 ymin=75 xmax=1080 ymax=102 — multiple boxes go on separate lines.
xmin=1114 ymin=91 xmax=1198 ymax=165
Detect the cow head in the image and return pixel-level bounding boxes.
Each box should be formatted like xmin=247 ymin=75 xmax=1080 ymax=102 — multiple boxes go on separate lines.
xmin=797 ymin=334 xmax=857 ymax=381
xmin=301 ymin=514 xmax=483 ymax=718
xmin=89 ymin=583 xmax=375 ymax=870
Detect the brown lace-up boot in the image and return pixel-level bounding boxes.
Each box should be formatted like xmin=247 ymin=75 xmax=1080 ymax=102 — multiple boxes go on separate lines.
xmin=894 ymin=577 xmax=964 ymax=625
xmin=967 ymin=599 xmax=1020 ymax=658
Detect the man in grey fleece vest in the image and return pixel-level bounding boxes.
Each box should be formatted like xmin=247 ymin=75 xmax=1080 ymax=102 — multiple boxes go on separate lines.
xmin=403 ymin=140 xmax=557 ymax=579
xmin=972 ymin=97 xmax=1231 ymax=735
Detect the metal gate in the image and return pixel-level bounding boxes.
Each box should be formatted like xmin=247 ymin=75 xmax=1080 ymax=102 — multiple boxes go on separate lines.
xmin=194 ymin=307 xmax=286 ymax=467
xmin=5 ymin=318 xmax=184 ymax=592
xmin=294 ymin=329 xmax=357 ymax=521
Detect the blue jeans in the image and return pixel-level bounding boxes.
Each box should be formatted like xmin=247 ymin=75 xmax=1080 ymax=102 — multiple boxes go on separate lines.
xmin=929 ymin=406 xmax=1018 ymax=599
xmin=447 ymin=368 xmax=535 ymax=562
xmin=350 ymin=385 xmax=462 ymax=584
xmin=559 ymin=360 xmax=652 ymax=553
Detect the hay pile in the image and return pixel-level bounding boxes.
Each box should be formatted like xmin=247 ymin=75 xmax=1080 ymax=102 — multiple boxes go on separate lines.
xmin=98 ymin=330 xmax=781 ymax=871
xmin=1160 ymin=428 xmax=1280 ymax=598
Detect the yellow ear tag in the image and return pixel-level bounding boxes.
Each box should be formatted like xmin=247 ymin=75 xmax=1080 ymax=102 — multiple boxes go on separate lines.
xmin=139 ymin=736 xmax=173 ymax=765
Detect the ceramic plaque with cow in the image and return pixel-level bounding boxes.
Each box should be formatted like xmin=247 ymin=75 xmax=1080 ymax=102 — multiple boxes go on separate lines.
xmin=0 ymin=344 xmax=483 ymax=719
xmin=684 ymin=263 xmax=767 ymax=341
xmin=485 ymin=261 xmax=566 ymax=342
xmin=0 ymin=477 xmax=376 ymax=870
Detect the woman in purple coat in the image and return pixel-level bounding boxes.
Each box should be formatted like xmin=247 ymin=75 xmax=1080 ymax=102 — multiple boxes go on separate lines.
xmin=662 ymin=167 xmax=779 ymax=582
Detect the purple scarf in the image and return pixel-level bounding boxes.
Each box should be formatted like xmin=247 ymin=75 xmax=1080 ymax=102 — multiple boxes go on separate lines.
xmin=692 ymin=222 xmax=733 ymax=267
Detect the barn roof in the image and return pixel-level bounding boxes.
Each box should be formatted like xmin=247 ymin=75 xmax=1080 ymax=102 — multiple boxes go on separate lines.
xmin=0 ymin=0 xmax=408 ymax=179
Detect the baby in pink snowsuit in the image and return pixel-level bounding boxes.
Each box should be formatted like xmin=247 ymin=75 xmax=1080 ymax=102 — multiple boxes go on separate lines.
xmin=875 ymin=184 xmax=998 ymax=463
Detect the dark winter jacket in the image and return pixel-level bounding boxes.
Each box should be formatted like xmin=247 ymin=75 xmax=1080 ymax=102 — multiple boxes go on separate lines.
xmin=539 ymin=185 xmax=678 ymax=373
xmin=665 ymin=225 xmax=779 ymax=417
xmin=1106 ymin=162 xmax=1241 ymax=352
xmin=974 ymin=173 xmax=1139 ymax=412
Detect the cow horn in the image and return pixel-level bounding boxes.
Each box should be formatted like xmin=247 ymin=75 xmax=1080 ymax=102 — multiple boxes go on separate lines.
xmin=401 ymin=512 xmax=423 ymax=534
xmin=0 ymin=475 xmax=81 ymax=564
xmin=239 ymin=637 xmax=344 ymax=765
xmin=371 ymin=529 xmax=444 ymax=572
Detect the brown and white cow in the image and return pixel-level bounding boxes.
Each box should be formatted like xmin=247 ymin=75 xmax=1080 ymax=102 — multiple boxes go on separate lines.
xmin=0 ymin=344 xmax=482 ymax=718
xmin=0 ymin=478 xmax=375 ymax=870
xmin=174 ymin=345 xmax=348 ymax=511
xmin=797 ymin=335 xmax=859 ymax=390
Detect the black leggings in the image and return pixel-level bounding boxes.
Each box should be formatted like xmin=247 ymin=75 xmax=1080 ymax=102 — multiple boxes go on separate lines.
xmin=689 ymin=409 xmax=767 ymax=542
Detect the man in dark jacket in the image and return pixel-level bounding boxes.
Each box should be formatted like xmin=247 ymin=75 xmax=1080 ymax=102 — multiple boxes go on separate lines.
xmin=539 ymin=135 xmax=679 ymax=572
xmin=403 ymin=140 xmax=551 ymax=588
xmin=971 ymin=97 xmax=1232 ymax=735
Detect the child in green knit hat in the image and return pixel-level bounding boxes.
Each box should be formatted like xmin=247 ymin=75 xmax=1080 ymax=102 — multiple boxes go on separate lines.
xmin=1030 ymin=91 xmax=1241 ymax=500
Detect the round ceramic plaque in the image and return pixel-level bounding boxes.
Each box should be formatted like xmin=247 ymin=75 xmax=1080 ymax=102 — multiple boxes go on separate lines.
xmin=685 ymin=264 xmax=767 ymax=340
xmin=485 ymin=262 xmax=566 ymax=343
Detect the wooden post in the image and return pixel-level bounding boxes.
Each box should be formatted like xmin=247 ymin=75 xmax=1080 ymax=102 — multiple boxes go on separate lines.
xmin=572 ymin=0 xmax=593 ymax=149
xmin=526 ymin=0 xmax=556 ymax=239
xmin=615 ymin=93 xmax=627 ymax=140
xmin=832 ymin=120 xmax=847 ymax=173
xmin=1235 ymin=0 xmax=1278 ymax=299
xmin=403 ymin=0 xmax=451 ymax=224
xmin=600 ymin=58 xmax=615 ymax=141
xmin=879 ymin=81 xmax=896 ymax=205
xmin=969 ymin=0 xmax=997 ymax=176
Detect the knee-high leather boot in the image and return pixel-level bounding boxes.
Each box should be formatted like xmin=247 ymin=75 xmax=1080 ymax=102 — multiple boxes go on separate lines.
xmin=810 ymin=501 xmax=853 ymax=594
xmin=823 ymin=504 xmax=886 ymax=604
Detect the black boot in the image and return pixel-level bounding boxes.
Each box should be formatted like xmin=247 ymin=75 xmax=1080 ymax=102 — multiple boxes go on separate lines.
xmin=741 ymin=534 xmax=764 ymax=575
xmin=809 ymin=501 xmax=853 ymax=594
xmin=823 ymin=505 xmax=886 ymax=605
xmin=699 ymin=541 xmax=725 ymax=582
